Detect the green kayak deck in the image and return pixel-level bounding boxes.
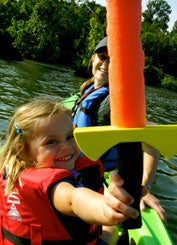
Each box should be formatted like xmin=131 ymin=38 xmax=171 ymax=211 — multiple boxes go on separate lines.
xmin=104 ymin=172 xmax=173 ymax=245
xmin=128 ymin=207 xmax=173 ymax=244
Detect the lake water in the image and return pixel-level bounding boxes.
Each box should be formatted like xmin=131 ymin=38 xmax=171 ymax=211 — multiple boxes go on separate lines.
xmin=0 ymin=58 xmax=177 ymax=243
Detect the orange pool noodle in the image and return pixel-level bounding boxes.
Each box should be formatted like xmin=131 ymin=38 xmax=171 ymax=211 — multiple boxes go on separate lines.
xmin=107 ymin=0 xmax=146 ymax=128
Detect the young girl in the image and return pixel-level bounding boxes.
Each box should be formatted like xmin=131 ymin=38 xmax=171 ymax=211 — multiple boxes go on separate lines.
xmin=0 ymin=99 xmax=138 ymax=245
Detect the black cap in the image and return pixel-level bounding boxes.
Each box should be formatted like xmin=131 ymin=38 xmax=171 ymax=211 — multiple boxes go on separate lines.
xmin=94 ymin=36 xmax=107 ymax=53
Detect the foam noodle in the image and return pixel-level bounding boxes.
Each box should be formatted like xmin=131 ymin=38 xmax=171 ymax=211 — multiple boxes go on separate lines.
xmin=107 ymin=0 xmax=146 ymax=127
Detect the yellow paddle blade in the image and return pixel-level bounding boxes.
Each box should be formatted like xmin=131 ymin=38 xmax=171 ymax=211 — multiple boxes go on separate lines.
xmin=74 ymin=124 xmax=177 ymax=160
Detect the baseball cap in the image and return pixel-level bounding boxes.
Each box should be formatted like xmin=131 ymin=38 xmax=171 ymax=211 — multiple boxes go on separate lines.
xmin=94 ymin=36 xmax=107 ymax=53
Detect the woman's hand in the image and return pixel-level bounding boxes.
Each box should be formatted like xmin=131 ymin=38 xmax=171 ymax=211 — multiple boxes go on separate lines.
xmin=140 ymin=189 xmax=166 ymax=223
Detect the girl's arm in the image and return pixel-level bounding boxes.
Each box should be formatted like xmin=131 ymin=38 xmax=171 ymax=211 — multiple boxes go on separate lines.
xmin=51 ymin=171 xmax=139 ymax=226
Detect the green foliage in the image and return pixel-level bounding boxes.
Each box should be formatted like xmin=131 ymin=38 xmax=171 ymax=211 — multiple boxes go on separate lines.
xmin=0 ymin=0 xmax=20 ymax=29
xmin=0 ymin=0 xmax=177 ymax=92
xmin=141 ymin=0 xmax=177 ymax=90
xmin=171 ymin=20 xmax=177 ymax=34
xmin=142 ymin=0 xmax=171 ymax=32
xmin=82 ymin=5 xmax=106 ymax=67
xmin=144 ymin=57 xmax=164 ymax=87
xmin=8 ymin=0 xmax=74 ymax=61
xmin=161 ymin=75 xmax=177 ymax=91
xmin=4 ymin=0 xmax=97 ymax=64
xmin=141 ymin=28 xmax=176 ymax=75
xmin=73 ymin=2 xmax=106 ymax=70
xmin=0 ymin=0 xmax=23 ymax=59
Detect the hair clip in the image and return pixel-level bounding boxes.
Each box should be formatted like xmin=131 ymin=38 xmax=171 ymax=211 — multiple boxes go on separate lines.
xmin=14 ymin=120 xmax=22 ymax=134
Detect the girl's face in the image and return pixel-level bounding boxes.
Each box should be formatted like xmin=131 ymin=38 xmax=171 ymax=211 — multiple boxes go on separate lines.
xmin=29 ymin=113 xmax=79 ymax=170
xmin=92 ymin=50 xmax=109 ymax=86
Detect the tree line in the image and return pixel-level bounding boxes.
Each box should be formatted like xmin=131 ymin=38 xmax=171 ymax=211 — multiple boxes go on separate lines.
xmin=0 ymin=0 xmax=177 ymax=91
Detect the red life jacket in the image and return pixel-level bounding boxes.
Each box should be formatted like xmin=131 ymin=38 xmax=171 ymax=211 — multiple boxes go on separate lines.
xmin=0 ymin=157 xmax=104 ymax=245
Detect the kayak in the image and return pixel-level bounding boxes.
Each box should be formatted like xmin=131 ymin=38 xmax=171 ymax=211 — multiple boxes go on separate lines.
xmin=116 ymin=207 xmax=173 ymax=245
xmin=128 ymin=207 xmax=173 ymax=245
xmin=63 ymin=96 xmax=174 ymax=245
xmin=62 ymin=94 xmax=80 ymax=110
xmin=104 ymin=172 xmax=173 ymax=245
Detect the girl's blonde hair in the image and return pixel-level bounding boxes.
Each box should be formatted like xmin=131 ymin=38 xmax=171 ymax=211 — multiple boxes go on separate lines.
xmin=0 ymin=98 xmax=71 ymax=195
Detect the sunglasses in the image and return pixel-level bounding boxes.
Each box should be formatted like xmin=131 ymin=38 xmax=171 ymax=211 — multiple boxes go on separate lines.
xmin=97 ymin=53 xmax=110 ymax=62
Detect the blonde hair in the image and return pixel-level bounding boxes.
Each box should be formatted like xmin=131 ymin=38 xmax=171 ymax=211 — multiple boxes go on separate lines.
xmin=0 ymin=98 xmax=71 ymax=195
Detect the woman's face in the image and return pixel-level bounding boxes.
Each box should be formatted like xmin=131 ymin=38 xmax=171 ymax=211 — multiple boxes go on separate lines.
xmin=92 ymin=49 xmax=109 ymax=86
xmin=28 ymin=113 xmax=79 ymax=170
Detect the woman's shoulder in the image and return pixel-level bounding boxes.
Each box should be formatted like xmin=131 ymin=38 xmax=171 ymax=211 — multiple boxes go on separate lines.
xmin=96 ymin=94 xmax=110 ymax=126
xmin=100 ymin=94 xmax=110 ymax=106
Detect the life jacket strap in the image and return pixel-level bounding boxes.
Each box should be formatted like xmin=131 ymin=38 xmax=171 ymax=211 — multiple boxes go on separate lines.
xmin=3 ymin=228 xmax=30 ymax=245
xmin=2 ymin=227 xmax=72 ymax=244
xmin=31 ymin=224 xmax=42 ymax=245
xmin=0 ymin=215 xmax=3 ymax=244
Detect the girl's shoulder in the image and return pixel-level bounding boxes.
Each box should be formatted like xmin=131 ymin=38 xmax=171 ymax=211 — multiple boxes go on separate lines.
xmin=21 ymin=168 xmax=72 ymax=190
xmin=75 ymin=156 xmax=104 ymax=175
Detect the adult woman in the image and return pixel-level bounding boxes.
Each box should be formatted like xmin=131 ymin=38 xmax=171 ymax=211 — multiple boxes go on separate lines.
xmin=72 ymin=37 xmax=166 ymax=222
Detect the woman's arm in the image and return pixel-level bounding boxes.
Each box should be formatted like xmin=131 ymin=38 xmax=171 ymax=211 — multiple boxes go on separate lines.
xmin=141 ymin=142 xmax=166 ymax=222
xmin=142 ymin=142 xmax=160 ymax=186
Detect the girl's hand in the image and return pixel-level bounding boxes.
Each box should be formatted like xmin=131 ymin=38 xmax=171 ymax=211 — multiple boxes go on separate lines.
xmin=103 ymin=171 xmax=139 ymax=225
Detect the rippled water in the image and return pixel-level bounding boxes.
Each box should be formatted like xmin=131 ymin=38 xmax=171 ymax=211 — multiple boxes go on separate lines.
xmin=0 ymin=59 xmax=177 ymax=243
xmin=0 ymin=59 xmax=83 ymax=133
xmin=146 ymin=86 xmax=177 ymax=124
